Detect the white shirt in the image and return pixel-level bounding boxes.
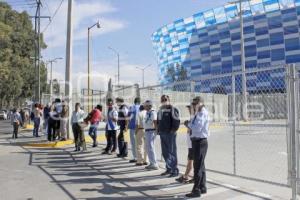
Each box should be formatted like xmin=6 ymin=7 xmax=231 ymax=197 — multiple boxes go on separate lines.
xmin=188 ymin=107 xmax=209 ymax=139
xmin=107 ymin=107 xmax=119 ymax=130
xmin=143 ymin=109 xmax=157 ymax=130
xmin=71 ymin=109 xmax=85 ymax=124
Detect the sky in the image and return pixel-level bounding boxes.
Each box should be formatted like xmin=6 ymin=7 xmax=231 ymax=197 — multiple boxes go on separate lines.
xmin=5 ymin=0 xmax=227 ymax=91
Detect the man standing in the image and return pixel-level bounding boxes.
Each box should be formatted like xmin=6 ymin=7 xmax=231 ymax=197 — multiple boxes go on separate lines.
xmin=186 ymin=96 xmax=209 ymax=198
xmin=158 ymin=95 xmax=180 ymax=177
xmin=71 ymin=103 xmax=86 ymax=151
xmin=103 ymin=98 xmax=118 ymax=154
xmin=60 ymin=102 xmax=69 ymax=141
xmin=127 ymin=97 xmax=141 ymax=162
xmin=32 ymin=103 xmax=42 ymax=137
xmin=43 ymin=104 xmax=50 ymax=135
xmin=116 ymin=97 xmax=129 ymax=157
xmin=143 ymin=100 xmax=159 ymax=170
xmin=86 ymin=105 xmax=102 ymax=147
xmin=11 ymin=108 xmax=22 ymax=139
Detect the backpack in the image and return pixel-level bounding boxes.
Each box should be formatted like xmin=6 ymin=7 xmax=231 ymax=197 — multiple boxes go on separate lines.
xmin=171 ymin=106 xmax=180 ymax=132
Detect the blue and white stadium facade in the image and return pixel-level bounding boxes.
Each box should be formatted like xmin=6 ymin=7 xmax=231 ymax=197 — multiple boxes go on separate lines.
xmin=152 ymin=0 xmax=300 ymax=93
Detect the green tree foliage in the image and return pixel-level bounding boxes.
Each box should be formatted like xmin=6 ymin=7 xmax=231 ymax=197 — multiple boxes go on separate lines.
xmin=165 ymin=63 xmax=189 ymax=91
xmin=0 ymin=2 xmax=48 ymax=108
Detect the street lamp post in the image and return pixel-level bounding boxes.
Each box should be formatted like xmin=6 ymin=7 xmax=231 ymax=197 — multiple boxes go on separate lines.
xmin=47 ymin=57 xmax=63 ymax=99
xmin=87 ymin=21 xmax=100 ymax=112
xmin=229 ymin=0 xmax=248 ymax=121
xmin=108 ymin=47 xmax=120 ymax=86
xmin=136 ymin=64 xmax=151 ymax=87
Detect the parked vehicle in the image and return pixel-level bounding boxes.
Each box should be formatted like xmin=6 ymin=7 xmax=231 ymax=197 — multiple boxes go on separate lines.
xmin=0 ymin=111 xmax=7 ymax=120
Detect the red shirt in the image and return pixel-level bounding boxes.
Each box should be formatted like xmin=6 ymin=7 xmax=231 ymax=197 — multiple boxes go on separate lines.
xmin=90 ymin=109 xmax=101 ymax=124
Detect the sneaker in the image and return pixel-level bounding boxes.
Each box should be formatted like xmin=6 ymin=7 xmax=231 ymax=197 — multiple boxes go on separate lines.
xmin=129 ymin=159 xmax=137 ymax=163
xmin=160 ymin=171 xmax=171 ymax=176
xmin=175 ymin=176 xmax=188 ymax=183
xmin=185 ymin=191 xmax=201 ymax=198
xmin=201 ymin=188 xmax=207 ymax=194
xmin=101 ymin=151 xmax=109 ymax=155
xmin=92 ymin=144 xmax=98 ymax=148
xmin=60 ymin=138 xmax=67 ymax=141
xmin=145 ymin=165 xmax=159 ymax=170
xmin=143 ymin=162 xmax=148 ymax=165
xmin=136 ymin=163 xmax=144 ymax=166
xmin=168 ymin=173 xmax=179 ymax=178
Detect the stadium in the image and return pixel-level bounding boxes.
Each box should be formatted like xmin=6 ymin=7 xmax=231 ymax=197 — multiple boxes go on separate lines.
xmin=152 ymin=0 xmax=300 ymax=93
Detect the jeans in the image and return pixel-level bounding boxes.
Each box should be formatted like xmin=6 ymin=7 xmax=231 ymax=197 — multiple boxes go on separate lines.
xmin=129 ymin=129 xmax=137 ymax=159
xmin=105 ymin=130 xmax=117 ymax=152
xmin=145 ymin=130 xmax=157 ymax=166
xmin=160 ymin=132 xmax=179 ymax=174
xmin=88 ymin=123 xmax=99 ymax=145
xmin=33 ymin=117 xmax=40 ymax=137
xmin=192 ymin=138 xmax=208 ymax=192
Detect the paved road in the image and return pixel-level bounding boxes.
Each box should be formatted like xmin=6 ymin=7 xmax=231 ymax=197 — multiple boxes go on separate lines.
xmin=0 ymin=120 xmax=273 ymax=200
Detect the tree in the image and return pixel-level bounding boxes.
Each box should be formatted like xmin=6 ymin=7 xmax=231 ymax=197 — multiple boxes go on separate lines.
xmin=165 ymin=63 xmax=189 ymax=91
xmin=0 ymin=2 xmax=48 ymax=108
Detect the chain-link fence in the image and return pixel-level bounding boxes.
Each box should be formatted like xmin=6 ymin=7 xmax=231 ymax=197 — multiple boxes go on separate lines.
xmin=132 ymin=65 xmax=290 ymax=187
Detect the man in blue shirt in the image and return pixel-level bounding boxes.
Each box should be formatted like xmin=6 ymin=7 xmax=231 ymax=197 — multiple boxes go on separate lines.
xmin=186 ymin=96 xmax=209 ymax=198
xmin=127 ymin=97 xmax=141 ymax=163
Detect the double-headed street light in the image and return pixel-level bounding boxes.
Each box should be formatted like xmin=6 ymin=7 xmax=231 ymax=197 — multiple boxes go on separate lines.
xmin=136 ymin=64 xmax=152 ymax=87
xmin=108 ymin=46 xmax=120 ymax=86
xmin=87 ymin=20 xmax=100 ymax=111
xmin=46 ymin=57 xmax=63 ymax=99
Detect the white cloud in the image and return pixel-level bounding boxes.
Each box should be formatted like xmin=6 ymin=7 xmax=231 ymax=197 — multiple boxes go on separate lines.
xmin=42 ymin=0 xmax=126 ymax=48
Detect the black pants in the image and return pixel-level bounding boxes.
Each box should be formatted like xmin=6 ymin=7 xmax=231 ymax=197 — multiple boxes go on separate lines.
xmin=118 ymin=129 xmax=127 ymax=156
xmin=13 ymin=122 xmax=19 ymax=139
xmin=192 ymin=138 xmax=208 ymax=192
xmin=105 ymin=130 xmax=117 ymax=152
xmin=72 ymin=123 xmax=86 ymax=150
xmin=48 ymin=121 xmax=56 ymax=141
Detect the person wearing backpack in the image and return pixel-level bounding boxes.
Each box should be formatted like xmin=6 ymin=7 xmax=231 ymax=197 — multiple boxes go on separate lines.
xmin=116 ymin=97 xmax=129 ymax=158
xmin=157 ymin=95 xmax=180 ymax=177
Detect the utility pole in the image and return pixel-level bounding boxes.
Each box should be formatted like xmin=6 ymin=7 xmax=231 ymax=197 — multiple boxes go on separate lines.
xmin=108 ymin=47 xmax=120 ymax=86
xmin=47 ymin=58 xmax=63 ymax=100
xmin=87 ymin=21 xmax=100 ymax=112
xmin=65 ymin=0 xmax=73 ymax=139
xmin=239 ymin=0 xmax=248 ymax=121
xmin=32 ymin=1 xmax=50 ymax=103
xmin=229 ymin=0 xmax=248 ymax=121
xmin=136 ymin=64 xmax=152 ymax=87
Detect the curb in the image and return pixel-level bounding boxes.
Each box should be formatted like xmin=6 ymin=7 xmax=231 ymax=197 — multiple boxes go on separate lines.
xmin=22 ymin=132 xmax=131 ymax=148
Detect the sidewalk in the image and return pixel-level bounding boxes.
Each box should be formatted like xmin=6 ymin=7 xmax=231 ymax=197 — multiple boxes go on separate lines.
xmin=0 ymin=128 xmax=280 ymax=200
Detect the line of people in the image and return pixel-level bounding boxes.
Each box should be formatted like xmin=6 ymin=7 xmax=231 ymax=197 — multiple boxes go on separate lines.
xmin=72 ymin=95 xmax=209 ymax=198
xmin=10 ymin=94 xmax=209 ymax=198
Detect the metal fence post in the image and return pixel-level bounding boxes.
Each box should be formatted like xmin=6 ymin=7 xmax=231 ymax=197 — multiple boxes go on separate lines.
xmin=287 ymin=64 xmax=298 ymax=200
xmin=232 ymin=74 xmax=237 ymax=175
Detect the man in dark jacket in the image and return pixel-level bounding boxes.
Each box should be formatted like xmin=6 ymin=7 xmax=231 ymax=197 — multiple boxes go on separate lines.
xmin=116 ymin=97 xmax=129 ymax=157
xmin=157 ymin=95 xmax=180 ymax=177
